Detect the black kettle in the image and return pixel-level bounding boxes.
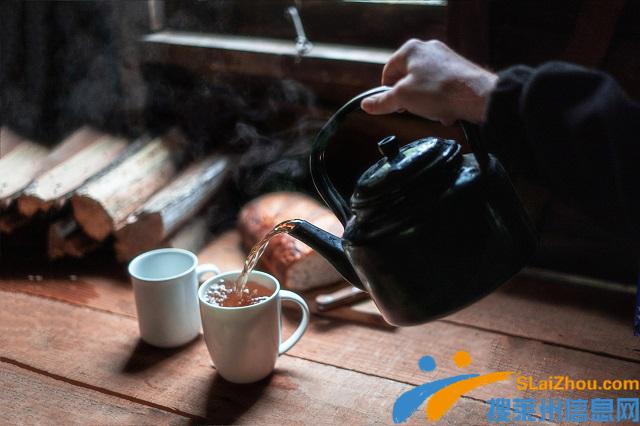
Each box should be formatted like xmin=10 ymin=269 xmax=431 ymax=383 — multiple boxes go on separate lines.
xmin=288 ymin=86 xmax=538 ymax=326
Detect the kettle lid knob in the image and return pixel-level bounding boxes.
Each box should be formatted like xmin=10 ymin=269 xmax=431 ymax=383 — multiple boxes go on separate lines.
xmin=378 ymin=135 xmax=399 ymax=160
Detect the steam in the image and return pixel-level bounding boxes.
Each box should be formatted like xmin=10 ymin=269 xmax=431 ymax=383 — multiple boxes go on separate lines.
xmin=2 ymin=1 xmax=322 ymax=225
xmin=229 ymin=79 xmax=320 ymax=196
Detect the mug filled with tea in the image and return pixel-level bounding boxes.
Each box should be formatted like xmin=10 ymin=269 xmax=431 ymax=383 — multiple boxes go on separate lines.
xmin=198 ymin=270 xmax=309 ymax=384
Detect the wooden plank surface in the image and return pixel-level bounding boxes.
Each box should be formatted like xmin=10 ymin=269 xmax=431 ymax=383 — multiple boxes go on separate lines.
xmin=2 ymin=261 xmax=638 ymax=362
xmin=0 ymin=291 xmax=502 ymax=424
xmin=283 ymin=311 xmax=640 ymax=401
xmin=2 ymin=236 xmax=638 ymax=423
xmin=447 ymin=273 xmax=638 ymax=360
xmin=14 ymin=245 xmax=633 ymax=363
xmin=0 ymin=274 xmax=135 ymax=317
xmin=3 ymin=264 xmax=638 ymax=359
xmin=1 ymin=276 xmax=639 ymax=403
xmin=0 ymin=361 xmax=187 ymax=425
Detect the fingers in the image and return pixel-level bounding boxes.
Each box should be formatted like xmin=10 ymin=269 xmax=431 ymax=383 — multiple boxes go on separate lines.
xmin=381 ymin=39 xmax=420 ymax=86
xmin=381 ymin=54 xmax=407 ymax=87
xmin=361 ymin=88 xmax=402 ymax=115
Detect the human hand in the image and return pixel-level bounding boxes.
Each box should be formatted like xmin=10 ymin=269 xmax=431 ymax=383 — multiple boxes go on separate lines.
xmin=361 ymin=39 xmax=497 ymax=125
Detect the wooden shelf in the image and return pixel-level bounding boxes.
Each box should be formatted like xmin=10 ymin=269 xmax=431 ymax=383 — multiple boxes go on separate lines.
xmin=140 ymin=30 xmax=393 ymax=102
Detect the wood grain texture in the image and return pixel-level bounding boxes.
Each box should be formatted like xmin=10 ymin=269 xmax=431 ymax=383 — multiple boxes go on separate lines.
xmin=0 ymin=291 xmax=501 ymax=425
xmin=2 ymin=276 xmax=634 ymax=423
xmin=36 ymin=127 xmax=107 ymax=174
xmin=0 ymin=138 xmax=49 ymax=204
xmin=18 ymin=130 xmax=128 ymax=217
xmin=3 ymin=238 xmax=637 ymax=361
xmin=282 ymin=310 xmax=640 ymax=401
xmin=114 ymin=155 xmax=228 ymax=261
xmin=0 ymin=275 xmax=136 ymax=317
xmin=71 ymin=136 xmax=179 ymax=241
xmin=3 ymin=264 xmax=638 ymax=361
xmin=446 ymin=272 xmax=639 ymax=360
xmin=1 ymin=275 xmax=638 ymax=403
xmin=0 ymin=361 xmax=187 ymax=425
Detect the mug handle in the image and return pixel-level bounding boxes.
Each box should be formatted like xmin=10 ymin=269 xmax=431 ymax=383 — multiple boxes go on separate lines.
xmin=278 ymin=290 xmax=310 ymax=355
xmin=196 ymin=264 xmax=220 ymax=285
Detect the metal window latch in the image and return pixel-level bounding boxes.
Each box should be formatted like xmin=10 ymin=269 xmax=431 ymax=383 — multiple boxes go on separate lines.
xmin=147 ymin=0 xmax=165 ymax=31
xmin=286 ymin=6 xmax=313 ymax=57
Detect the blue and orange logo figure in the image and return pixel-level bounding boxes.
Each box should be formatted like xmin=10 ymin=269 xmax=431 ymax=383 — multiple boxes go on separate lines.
xmin=393 ymin=351 xmax=513 ymax=423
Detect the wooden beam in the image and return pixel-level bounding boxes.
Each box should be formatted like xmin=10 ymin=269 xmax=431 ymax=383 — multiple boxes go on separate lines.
xmin=143 ymin=31 xmax=392 ymax=64
xmin=114 ymin=155 xmax=228 ymax=262
xmin=141 ymin=31 xmax=390 ymax=102
xmin=71 ymin=134 xmax=182 ymax=242
xmin=162 ymin=0 xmax=445 ymax=49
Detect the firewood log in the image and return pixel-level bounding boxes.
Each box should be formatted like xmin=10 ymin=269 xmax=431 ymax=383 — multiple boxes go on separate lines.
xmin=164 ymin=216 xmax=211 ymax=255
xmin=0 ymin=126 xmax=24 ymax=156
xmin=71 ymin=134 xmax=182 ymax=242
xmin=0 ymin=207 xmax=28 ymax=234
xmin=114 ymin=155 xmax=228 ymax=261
xmin=47 ymin=218 xmax=100 ymax=259
xmin=0 ymin=128 xmax=49 ymax=209
xmin=17 ymin=128 xmax=127 ymax=217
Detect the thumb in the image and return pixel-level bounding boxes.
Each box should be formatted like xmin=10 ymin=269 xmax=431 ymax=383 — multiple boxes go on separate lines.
xmin=360 ymin=90 xmax=402 ymax=115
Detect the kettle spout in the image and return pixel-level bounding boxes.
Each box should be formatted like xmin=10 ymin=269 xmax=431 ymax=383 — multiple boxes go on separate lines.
xmin=287 ymin=219 xmax=365 ymax=290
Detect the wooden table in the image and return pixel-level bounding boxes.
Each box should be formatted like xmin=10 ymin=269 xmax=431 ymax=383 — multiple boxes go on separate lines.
xmin=2 ymin=255 xmax=640 ymax=424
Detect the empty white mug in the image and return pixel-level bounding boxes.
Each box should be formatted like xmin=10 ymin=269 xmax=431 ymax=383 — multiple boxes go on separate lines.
xmin=128 ymin=248 xmax=219 ymax=348
xmin=198 ymin=270 xmax=309 ymax=384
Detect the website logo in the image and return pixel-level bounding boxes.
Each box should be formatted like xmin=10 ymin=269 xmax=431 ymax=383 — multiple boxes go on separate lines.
xmin=393 ymin=351 xmax=513 ymax=423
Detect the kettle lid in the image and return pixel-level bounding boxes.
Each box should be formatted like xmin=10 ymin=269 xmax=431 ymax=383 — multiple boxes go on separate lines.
xmin=351 ymin=136 xmax=462 ymax=207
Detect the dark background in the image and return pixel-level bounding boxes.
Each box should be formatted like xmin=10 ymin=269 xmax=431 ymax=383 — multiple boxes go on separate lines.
xmin=2 ymin=0 xmax=639 ymax=282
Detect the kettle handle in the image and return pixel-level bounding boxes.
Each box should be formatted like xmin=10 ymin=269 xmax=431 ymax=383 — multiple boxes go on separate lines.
xmin=310 ymin=85 xmax=490 ymax=226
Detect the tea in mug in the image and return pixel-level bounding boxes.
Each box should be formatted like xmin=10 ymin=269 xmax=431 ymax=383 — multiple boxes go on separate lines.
xmin=205 ymin=278 xmax=272 ymax=307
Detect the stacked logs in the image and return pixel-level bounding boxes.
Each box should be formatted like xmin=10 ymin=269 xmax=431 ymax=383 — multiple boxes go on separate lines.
xmin=0 ymin=126 xmax=229 ymax=262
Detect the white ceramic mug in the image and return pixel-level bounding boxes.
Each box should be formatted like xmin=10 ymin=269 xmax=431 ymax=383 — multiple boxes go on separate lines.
xmin=198 ymin=270 xmax=310 ymax=384
xmin=128 ymin=248 xmax=219 ymax=348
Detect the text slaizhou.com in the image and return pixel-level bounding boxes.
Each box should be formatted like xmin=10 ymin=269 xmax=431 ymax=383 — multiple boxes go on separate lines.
xmin=517 ymin=376 xmax=640 ymax=391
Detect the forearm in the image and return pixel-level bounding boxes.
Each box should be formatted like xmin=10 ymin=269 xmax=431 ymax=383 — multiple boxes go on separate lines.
xmin=482 ymin=62 xmax=640 ymax=242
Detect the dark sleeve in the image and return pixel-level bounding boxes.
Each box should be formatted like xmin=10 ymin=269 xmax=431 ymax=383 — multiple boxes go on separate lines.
xmin=482 ymin=61 xmax=640 ymax=244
